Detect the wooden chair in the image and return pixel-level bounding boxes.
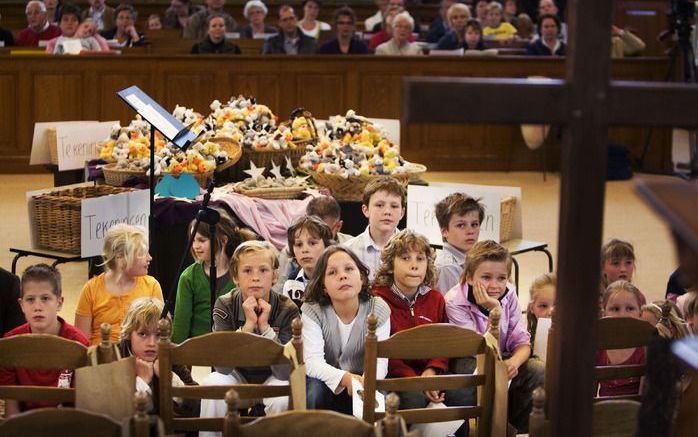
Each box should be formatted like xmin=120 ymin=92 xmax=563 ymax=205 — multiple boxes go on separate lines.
xmin=157 ymin=318 xmax=306 ymax=435
xmin=222 ymin=387 xmax=376 ymax=437
xmin=528 ymin=388 xmax=640 ymax=437
xmin=595 ymin=317 xmax=657 ymax=402
xmin=0 ymin=391 xmax=151 ymax=437
xmin=0 ymin=334 xmax=89 ymax=408
xmin=361 ymin=309 xmax=502 ymax=437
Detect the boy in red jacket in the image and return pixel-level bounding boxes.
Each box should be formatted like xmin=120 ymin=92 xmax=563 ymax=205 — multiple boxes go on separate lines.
xmin=0 ymin=264 xmax=89 ymax=416
xmin=373 ymin=230 xmax=473 ymax=436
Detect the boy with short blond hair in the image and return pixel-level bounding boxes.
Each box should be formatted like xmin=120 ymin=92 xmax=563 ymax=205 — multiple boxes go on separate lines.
xmin=0 ymin=264 xmax=89 ymax=416
xmin=344 ymin=176 xmax=406 ymax=279
xmin=434 ymin=193 xmax=485 ymax=293
xmin=199 ymin=241 xmax=299 ymax=429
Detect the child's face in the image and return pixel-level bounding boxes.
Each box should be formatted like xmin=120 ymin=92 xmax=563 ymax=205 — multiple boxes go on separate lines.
xmin=235 ymin=252 xmax=277 ymax=300
xmin=192 ymin=233 xmax=211 ymax=263
xmin=293 ymin=229 xmax=326 ymax=276
xmin=324 ymin=251 xmax=363 ymax=305
xmin=603 ymin=290 xmax=641 ymax=318
xmin=488 ymin=10 xmax=502 ymax=27
xmin=393 ymin=249 xmax=427 ymax=295
xmin=465 ymin=26 xmax=481 ymax=47
xmin=602 ymin=256 xmax=634 ymax=284
xmin=530 ymin=284 xmax=555 ymax=318
xmin=124 ymin=250 xmax=152 ymax=277
xmin=362 ymin=190 xmax=404 ymax=236
xmin=19 ymin=281 xmax=63 ymax=334
xmin=442 ymin=210 xmax=481 ymax=253
xmin=148 ymin=16 xmax=162 ymax=30
xmin=129 ymin=323 xmax=159 ymax=362
xmin=60 ymin=14 xmax=80 ymax=38
xmin=467 ymin=261 xmax=508 ymax=300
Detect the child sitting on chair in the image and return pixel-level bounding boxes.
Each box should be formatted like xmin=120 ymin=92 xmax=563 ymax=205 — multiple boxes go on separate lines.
xmin=526 ymin=272 xmax=556 ymax=351
xmin=600 ymin=239 xmax=646 ymax=311
xmin=75 ymin=224 xmax=163 ymax=345
xmin=344 ymin=176 xmax=406 ymax=280
xmin=445 ymin=240 xmax=543 ymax=433
xmin=0 ymin=264 xmax=89 ymax=416
xmin=118 ymin=297 xmax=197 ymax=415
xmin=302 ymin=246 xmax=391 ymax=414
xmin=199 ymin=241 xmax=299 ymax=433
xmin=640 ymin=300 xmax=691 ymax=339
xmin=373 ymin=229 xmax=472 ymax=437
xmin=281 ymin=215 xmax=335 ymax=309
xmin=172 ymin=212 xmax=255 ymax=344
xmin=434 ymin=192 xmax=484 ymax=294
xmin=597 ymin=280 xmax=647 ymax=397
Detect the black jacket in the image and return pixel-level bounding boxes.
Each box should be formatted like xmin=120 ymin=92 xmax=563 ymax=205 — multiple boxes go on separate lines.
xmin=262 ymin=29 xmax=316 ymax=55
xmin=191 ymin=37 xmax=241 ymax=54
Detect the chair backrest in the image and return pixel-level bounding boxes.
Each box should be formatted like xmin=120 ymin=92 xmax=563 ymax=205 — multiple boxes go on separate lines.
xmin=0 ymin=391 xmax=151 ymax=437
xmin=157 ymin=317 xmax=305 ymax=434
xmin=222 ymin=388 xmax=376 ymax=437
xmin=595 ymin=317 xmax=656 ymax=402
xmin=0 ymin=334 xmax=89 ymax=405
xmin=592 ymin=399 xmax=641 ymax=437
xmin=362 ymin=309 xmax=501 ymax=437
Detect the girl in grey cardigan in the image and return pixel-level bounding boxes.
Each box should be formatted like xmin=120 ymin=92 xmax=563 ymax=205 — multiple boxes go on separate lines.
xmin=301 ymin=246 xmax=391 ymax=414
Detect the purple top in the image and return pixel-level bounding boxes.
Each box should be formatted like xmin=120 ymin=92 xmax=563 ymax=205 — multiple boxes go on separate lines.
xmin=444 ymin=281 xmax=530 ymax=356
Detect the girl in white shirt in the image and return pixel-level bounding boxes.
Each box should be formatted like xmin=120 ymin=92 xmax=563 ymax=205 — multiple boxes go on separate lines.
xmin=298 ymin=0 xmax=331 ymax=39
xmin=301 ymin=246 xmax=391 ymax=413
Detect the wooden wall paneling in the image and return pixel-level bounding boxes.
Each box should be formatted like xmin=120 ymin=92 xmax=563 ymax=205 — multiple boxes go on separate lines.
xmin=161 ymin=69 xmax=219 ymax=115
xmin=293 ymin=73 xmax=346 ymax=119
xmin=228 ymin=73 xmax=282 ymax=115
xmin=360 ymin=74 xmax=402 ymax=118
xmin=0 ymin=73 xmax=19 ymax=156
xmin=614 ymin=1 xmax=671 ymax=57
xmin=32 ymin=71 xmax=83 ymax=122
xmin=97 ymin=70 xmax=155 ymax=125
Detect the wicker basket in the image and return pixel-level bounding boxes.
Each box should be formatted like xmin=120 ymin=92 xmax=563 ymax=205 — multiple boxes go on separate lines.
xmin=309 ymin=163 xmax=428 ymax=202
xmin=232 ymin=182 xmax=308 ymax=200
xmin=103 ymin=163 xmax=147 ymax=186
xmin=32 ymin=185 xmax=135 ymax=253
xmin=211 ymin=137 xmax=243 ymax=172
xmin=229 ymin=147 xmax=307 ymax=182
xmin=499 ymin=196 xmax=516 ymax=242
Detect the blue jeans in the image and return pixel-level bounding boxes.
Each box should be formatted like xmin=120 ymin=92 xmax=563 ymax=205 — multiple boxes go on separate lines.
xmin=306 ymin=376 xmax=352 ymax=415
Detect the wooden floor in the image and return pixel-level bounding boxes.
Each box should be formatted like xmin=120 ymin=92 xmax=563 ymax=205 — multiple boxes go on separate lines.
xmin=0 ymin=171 xmax=678 ymax=320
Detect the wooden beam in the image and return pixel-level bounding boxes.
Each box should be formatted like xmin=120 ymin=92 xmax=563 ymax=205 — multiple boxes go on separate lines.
xmin=550 ymin=0 xmax=613 ymax=435
xmin=609 ymin=81 xmax=698 ymax=127
xmin=402 ymin=77 xmax=568 ymax=124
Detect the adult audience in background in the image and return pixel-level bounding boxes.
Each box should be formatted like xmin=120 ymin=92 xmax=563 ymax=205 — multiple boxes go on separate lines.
xmin=426 ymin=0 xmax=455 ymax=43
xmin=503 ymin=0 xmax=519 ymax=28
xmin=47 ymin=3 xmax=102 ymax=54
xmin=516 ymin=13 xmax=535 ymax=39
xmin=483 ymin=1 xmax=517 ymax=41
xmin=100 ymin=3 xmax=146 ymax=47
xmin=16 ymin=1 xmax=62 ymax=47
xmin=537 ymin=0 xmax=566 ymax=41
xmin=368 ymin=6 xmax=414 ymax=51
xmin=435 ymin=3 xmax=471 ymax=50
xmin=317 ymin=6 xmax=368 ymax=54
xmin=43 ymin=0 xmax=62 ymax=23
xmin=474 ymin=0 xmax=488 ymax=23
xmin=78 ymin=17 xmax=110 ymax=50
xmin=372 ymin=0 xmax=420 ymax=33
xmin=526 ymin=13 xmax=565 ymax=55
xmin=163 ymin=0 xmax=203 ymax=32
xmin=240 ymin=0 xmax=277 ymax=39
xmin=192 ymin=13 xmax=240 ymax=53
xmin=611 ymin=25 xmax=646 ymax=58
xmin=185 ymin=0 xmax=237 ymax=40
xmin=298 ymin=0 xmax=330 ymax=39
xmin=375 ymin=11 xmax=422 ymax=55
xmin=262 ymin=5 xmax=316 ymax=54
xmin=365 ymin=0 xmax=388 ymax=32
xmin=82 ymin=0 xmax=114 ymax=32
xmin=0 ymin=12 xmax=15 ymax=47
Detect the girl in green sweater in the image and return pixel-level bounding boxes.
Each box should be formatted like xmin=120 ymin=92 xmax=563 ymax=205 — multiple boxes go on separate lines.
xmin=172 ymin=211 xmax=256 ymax=344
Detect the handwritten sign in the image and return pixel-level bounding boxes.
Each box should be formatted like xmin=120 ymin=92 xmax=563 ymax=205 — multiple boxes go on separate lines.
xmin=30 ymin=121 xmax=117 ymax=170
xmin=407 ymin=183 xmax=522 ymax=244
xmin=80 ymin=189 xmax=150 ymax=257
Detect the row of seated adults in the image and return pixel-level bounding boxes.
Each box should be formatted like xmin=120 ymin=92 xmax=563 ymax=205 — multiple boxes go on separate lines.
xmin=0 ymin=0 xmax=645 ymax=58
